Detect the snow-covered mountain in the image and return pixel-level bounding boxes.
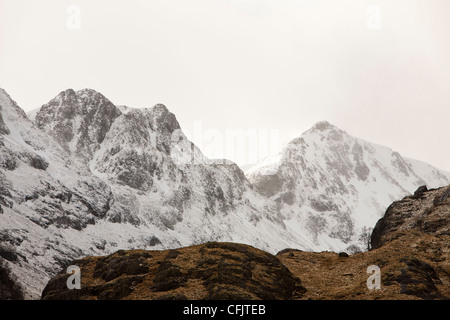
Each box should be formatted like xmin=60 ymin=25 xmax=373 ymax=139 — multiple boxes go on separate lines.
xmin=1 ymin=88 xmax=449 ymax=299
xmin=246 ymin=121 xmax=450 ymax=252
xmin=0 ymin=88 xmax=294 ymax=299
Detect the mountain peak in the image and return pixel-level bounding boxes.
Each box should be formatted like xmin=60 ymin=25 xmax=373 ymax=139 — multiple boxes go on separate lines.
xmin=152 ymin=103 xmax=169 ymax=112
xmin=75 ymin=88 xmax=110 ymax=101
xmin=299 ymin=121 xmax=348 ymax=142
xmin=148 ymin=103 xmax=180 ymax=134
xmin=308 ymin=121 xmax=345 ymax=133
xmin=77 ymin=88 xmax=99 ymax=95
xmin=38 ymin=88 xmax=121 ymax=118
xmin=312 ymin=120 xmax=333 ymax=129
xmin=34 ymin=88 xmax=122 ymax=158
xmin=47 ymin=88 xmax=112 ymax=107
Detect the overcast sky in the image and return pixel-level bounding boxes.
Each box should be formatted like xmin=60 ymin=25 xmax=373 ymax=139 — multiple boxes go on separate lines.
xmin=1 ymin=0 xmax=449 ymax=171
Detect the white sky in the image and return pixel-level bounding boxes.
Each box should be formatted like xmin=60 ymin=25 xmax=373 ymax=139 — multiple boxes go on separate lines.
xmin=1 ymin=0 xmax=449 ymax=170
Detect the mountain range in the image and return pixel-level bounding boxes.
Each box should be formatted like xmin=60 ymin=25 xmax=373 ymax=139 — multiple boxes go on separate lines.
xmin=0 ymin=87 xmax=449 ymax=299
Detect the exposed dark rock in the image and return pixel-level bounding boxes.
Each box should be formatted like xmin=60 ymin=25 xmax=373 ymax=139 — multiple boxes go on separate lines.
xmin=396 ymin=258 xmax=443 ymax=300
xmin=150 ymin=104 xmax=180 ymax=135
xmin=151 ymin=260 xmax=187 ymax=292
xmin=148 ymin=236 xmax=162 ymax=247
xmin=338 ymin=252 xmax=349 ymax=258
xmin=0 ymin=188 xmax=12 ymax=206
xmin=41 ymin=243 xmax=306 ymax=300
xmin=412 ymin=185 xmax=428 ymax=199
xmin=29 ymin=154 xmax=49 ymax=170
xmin=0 ymin=261 xmax=24 ymax=300
xmin=0 ymin=112 xmax=10 ymax=135
xmin=310 ymin=198 xmax=338 ymax=212
xmin=371 ymin=185 xmax=450 ymax=250
xmin=51 ymin=190 xmax=73 ymax=204
xmin=250 ymin=174 xmax=284 ymax=198
xmin=0 ymin=152 xmax=17 ymax=170
xmin=0 ymin=247 xmax=18 ymax=263
xmin=35 ymin=88 xmax=122 ymax=159
xmin=276 ymin=248 xmax=304 ymax=256
xmin=97 ymin=275 xmax=146 ymax=300
xmin=155 ymin=293 xmax=187 ymax=300
xmin=93 ymin=252 xmax=151 ymax=282
xmin=434 ymin=187 xmax=450 ymax=206
xmin=51 ymin=216 xmax=85 ymax=231
xmin=165 ymin=250 xmax=181 ymax=260
xmin=310 ymin=121 xmax=334 ymax=132
xmin=276 ymin=191 xmax=295 ymax=205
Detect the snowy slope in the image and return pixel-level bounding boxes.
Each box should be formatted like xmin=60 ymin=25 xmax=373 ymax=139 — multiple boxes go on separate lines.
xmin=246 ymin=121 xmax=450 ymax=253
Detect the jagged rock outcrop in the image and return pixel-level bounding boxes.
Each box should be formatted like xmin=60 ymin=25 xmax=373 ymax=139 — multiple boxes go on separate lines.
xmin=41 ymin=242 xmax=306 ymax=300
xmin=35 ymin=89 xmax=122 ymax=160
xmin=371 ymin=185 xmax=450 ymax=249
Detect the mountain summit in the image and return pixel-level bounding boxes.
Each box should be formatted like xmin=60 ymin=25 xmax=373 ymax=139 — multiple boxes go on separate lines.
xmin=246 ymin=120 xmax=450 ymax=252
xmin=34 ymin=89 xmax=122 ymax=159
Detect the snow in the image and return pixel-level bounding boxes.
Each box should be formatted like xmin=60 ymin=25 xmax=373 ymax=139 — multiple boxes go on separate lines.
xmin=26 ymin=107 xmax=40 ymax=122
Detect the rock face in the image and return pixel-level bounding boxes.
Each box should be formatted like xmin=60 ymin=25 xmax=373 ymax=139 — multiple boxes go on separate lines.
xmin=35 ymin=89 xmax=122 ymax=160
xmin=246 ymin=121 xmax=450 ymax=252
xmin=0 ymin=105 xmax=10 ymax=135
xmin=41 ymin=242 xmax=306 ymax=300
xmin=371 ymin=185 xmax=450 ymax=249
xmin=0 ymin=261 xmax=24 ymax=300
